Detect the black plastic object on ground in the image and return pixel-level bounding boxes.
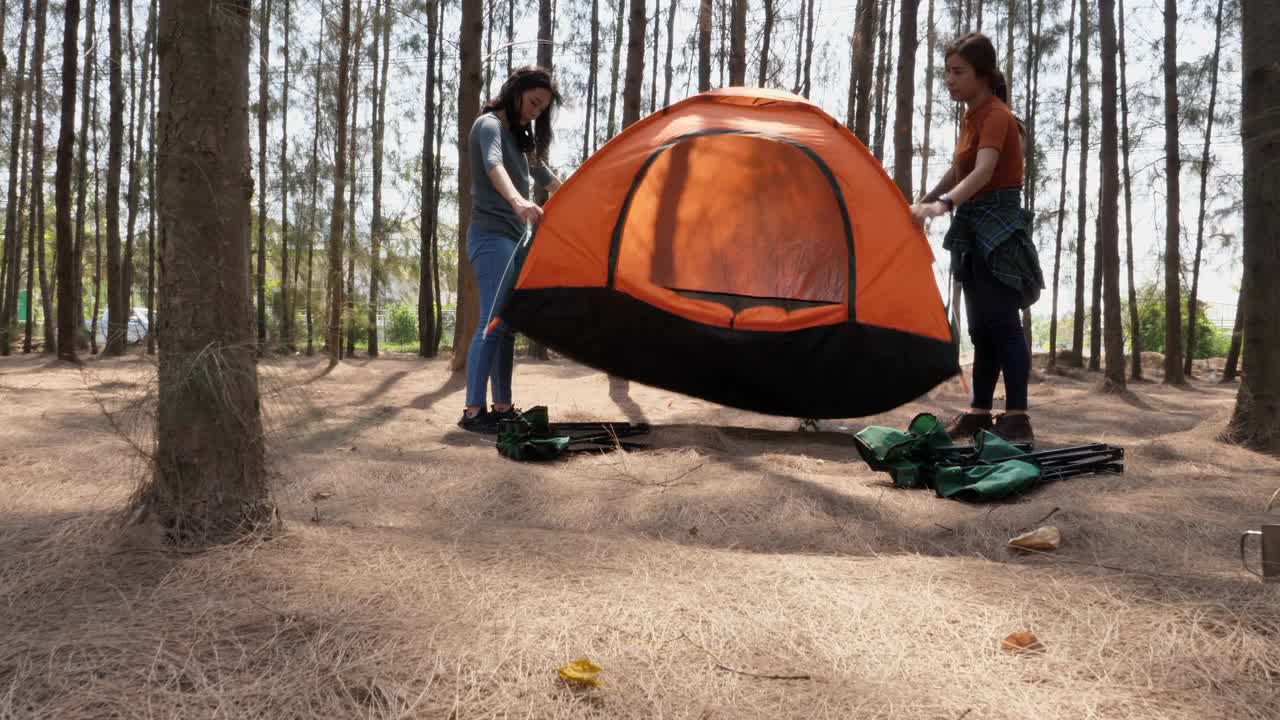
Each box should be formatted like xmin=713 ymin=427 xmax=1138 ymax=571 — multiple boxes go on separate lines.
xmin=496 ymin=406 xmax=650 ymax=462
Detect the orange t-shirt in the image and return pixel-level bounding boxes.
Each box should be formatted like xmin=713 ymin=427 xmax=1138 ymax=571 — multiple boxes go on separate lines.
xmin=953 ymin=95 xmax=1023 ymax=194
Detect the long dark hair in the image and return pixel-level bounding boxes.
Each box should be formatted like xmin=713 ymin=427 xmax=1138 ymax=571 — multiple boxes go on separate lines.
xmin=483 ymin=66 xmax=562 ymax=161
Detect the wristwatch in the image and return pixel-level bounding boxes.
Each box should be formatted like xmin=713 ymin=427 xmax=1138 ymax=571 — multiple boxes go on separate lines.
xmin=939 ymin=194 xmax=955 ymax=212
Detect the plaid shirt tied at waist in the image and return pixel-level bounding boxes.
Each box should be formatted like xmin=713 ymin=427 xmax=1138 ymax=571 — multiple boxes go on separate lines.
xmin=941 ymin=188 xmax=1046 ymax=309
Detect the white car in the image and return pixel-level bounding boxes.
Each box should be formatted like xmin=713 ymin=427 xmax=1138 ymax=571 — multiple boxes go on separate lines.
xmin=87 ymin=307 xmax=152 ymax=344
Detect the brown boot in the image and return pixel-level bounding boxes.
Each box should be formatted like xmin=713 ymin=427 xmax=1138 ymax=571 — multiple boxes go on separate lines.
xmin=991 ymin=413 xmax=1035 ymax=443
xmin=945 ymin=412 xmax=994 ymax=441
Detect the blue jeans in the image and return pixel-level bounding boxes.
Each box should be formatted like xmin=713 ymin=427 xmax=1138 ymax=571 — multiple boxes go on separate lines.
xmin=464 ymin=227 xmax=518 ymax=409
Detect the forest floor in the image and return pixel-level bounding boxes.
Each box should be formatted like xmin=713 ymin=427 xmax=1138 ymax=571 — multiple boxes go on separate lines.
xmin=2 ymin=349 xmax=1279 ymax=719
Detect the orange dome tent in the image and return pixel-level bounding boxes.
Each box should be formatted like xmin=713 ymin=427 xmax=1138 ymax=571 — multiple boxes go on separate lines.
xmin=495 ymin=87 xmax=959 ymax=418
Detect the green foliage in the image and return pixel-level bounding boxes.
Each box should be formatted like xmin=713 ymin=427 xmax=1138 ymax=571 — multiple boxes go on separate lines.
xmin=1132 ymin=284 xmax=1231 ymax=359
xmin=386 ymin=302 xmax=418 ymax=344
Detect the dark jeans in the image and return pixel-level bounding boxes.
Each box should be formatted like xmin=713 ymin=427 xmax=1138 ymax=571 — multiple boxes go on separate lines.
xmin=963 ymin=249 xmax=1030 ymax=411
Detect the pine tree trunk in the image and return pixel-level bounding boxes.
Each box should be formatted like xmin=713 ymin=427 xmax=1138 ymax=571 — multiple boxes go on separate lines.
xmin=105 ymin=0 xmax=124 ymax=354
xmin=1046 ymin=0 xmax=1077 ymax=370
xmin=871 ymin=0 xmax=894 ymax=161
xmin=583 ymin=0 xmax=598 ymax=161
xmin=650 ymin=0 xmax=660 ymax=110
xmin=24 ymin=177 xmax=34 ymax=352
xmin=90 ymin=53 xmax=103 ymax=355
xmin=697 ymin=0 xmax=711 ymax=92
xmin=507 ymin=0 xmax=514 ymax=73
xmin=123 ymin=0 xmax=140 ymax=317
xmin=758 ymin=0 xmax=773 ymax=86
xmin=1161 ymin=0 xmax=1184 ymax=384
xmin=1089 ymin=225 xmax=1101 ymax=370
xmin=793 ymin=0 xmax=805 ymax=92
xmin=256 ymin=0 xmax=271 ymax=352
xmin=1118 ymin=0 xmax=1140 ymax=379
xmin=802 ymin=0 xmax=815 ymax=97
xmin=1097 ymin=0 xmax=1124 ymax=388
xmin=450 ymin=0 xmax=483 ymax=371
xmin=1069 ymin=0 xmax=1090 ymax=368
xmin=623 ymin=0 xmax=646 ymax=128
xmin=344 ymin=0 xmax=363 ymax=359
xmin=147 ymin=0 xmax=272 ymax=545
xmin=526 ymin=0 xmax=555 ymax=361
xmin=54 ymin=0 xmax=81 ymax=361
xmin=146 ymin=0 xmax=157 ymax=354
xmin=917 ymin=0 xmax=935 ymax=197
xmin=718 ymin=0 xmax=725 ymax=87
xmin=484 ymin=0 xmax=493 ymax=97
xmin=729 ymin=0 xmax=746 ymax=86
xmin=852 ymin=0 xmax=876 ymax=144
xmin=32 ymin=0 xmax=52 ymax=355
xmin=418 ymin=0 xmax=438 ymax=357
xmin=1227 ymin=0 xmax=1280 ymax=451
xmin=72 ymin=0 xmax=98 ymax=353
xmin=608 ymin=0 xmax=626 ymax=135
xmin=892 ymin=0 xmax=919 ymax=198
xmin=280 ymin=0 xmax=292 ymax=352
xmin=1184 ymin=0 xmax=1225 ymax=375
xmin=368 ymin=0 xmax=390 ymax=357
xmin=0 ymin=0 xmax=31 ymax=356
xmin=432 ymin=18 xmax=445 ymax=353
xmin=1222 ymin=281 xmax=1244 ymax=382
xmin=664 ymin=0 xmax=676 ymax=104
xmin=326 ymin=0 xmax=353 ymax=362
xmin=305 ymin=0 xmax=324 ymax=357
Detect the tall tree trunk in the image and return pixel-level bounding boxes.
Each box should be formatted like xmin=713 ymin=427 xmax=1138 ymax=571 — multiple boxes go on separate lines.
xmin=344 ymin=0 xmax=363 ymax=359
xmin=527 ymin=0 xmax=555 ymax=361
xmin=758 ymin=0 xmax=773 ymax=86
xmin=871 ymin=0 xmax=894 ymax=161
xmin=484 ymin=0 xmax=493 ymax=97
xmin=72 ymin=0 xmax=98 ymax=353
xmin=718 ymin=0 xmax=725 ymax=87
xmin=852 ymin=0 xmax=876 ymax=144
xmin=802 ymin=0 xmax=815 ymax=97
xmin=892 ymin=0 xmax=919 ymax=198
xmin=1089 ymin=220 xmax=1101 ymax=369
xmin=917 ymin=0 xmax=935 ymax=197
xmin=794 ymin=0 xmax=805 ymax=92
xmin=650 ymin=0 xmax=660 ymax=110
xmin=507 ymin=0 xmax=514 ymax=73
xmin=146 ymin=0 xmax=157 ymax=354
xmin=664 ymin=0 xmax=676 ymax=104
xmin=25 ymin=145 xmax=35 ymax=353
xmin=1118 ymin=0 xmax=1140 ymax=378
xmin=432 ymin=22 xmax=445 ymax=352
xmin=1097 ymin=0 xmax=1123 ymax=388
xmin=105 ymin=0 xmax=124 ymax=354
xmin=1227 ymin=0 xmax=1280 ymax=451
xmin=729 ymin=0 xmax=746 ymax=85
xmin=326 ymin=0 xmax=353 ymax=361
xmin=418 ymin=0 xmax=438 ymax=357
xmin=54 ymin=0 xmax=81 ymax=361
xmin=368 ymin=0 xmax=390 ymax=357
xmin=1004 ymin=0 xmax=1014 ymax=98
xmin=1183 ymin=0 xmax=1225 ymax=375
xmin=32 ymin=0 xmax=53 ymax=355
xmin=90 ymin=35 xmax=103 ymax=355
xmin=280 ymin=0 xmax=292 ymax=351
xmin=1222 ymin=281 xmax=1244 ymax=382
xmin=306 ymin=0 xmax=325 ymax=356
xmin=1070 ymin=0 xmax=1090 ymax=367
xmin=583 ymin=0 xmax=599 ymax=161
xmin=1161 ymin=0 xmax=1184 ymax=384
xmin=1046 ymin=0 xmax=1077 ymax=370
xmin=450 ymin=0 xmax=483 ymax=370
xmin=697 ymin=0 xmax=711 ymax=92
xmin=18 ymin=55 xmax=34 ymax=354
xmin=147 ymin=0 xmax=272 ymax=544
xmin=0 ymin=0 xmax=31 ymax=356
xmin=623 ymin=0 xmax=646 ymax=127
xmin=256 ymin=0 xmax=271 ymax=352
xmin=607 ymin=0 xmax=626 ymax=136
xmin=123 ymin=0 xmax=139 ymax=315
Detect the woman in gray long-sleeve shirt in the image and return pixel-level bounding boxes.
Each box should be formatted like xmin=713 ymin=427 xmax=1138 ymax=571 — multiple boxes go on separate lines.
xmin=458 ymin=66 xmax=564 ymax=434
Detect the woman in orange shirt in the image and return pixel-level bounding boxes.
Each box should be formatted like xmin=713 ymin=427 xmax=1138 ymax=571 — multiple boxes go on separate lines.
xmin=911 ymin=33 xmax=1045 ymax=443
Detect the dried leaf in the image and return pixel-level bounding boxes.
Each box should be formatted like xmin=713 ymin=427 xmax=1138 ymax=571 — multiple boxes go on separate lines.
xmin=558 ymin=657 xmax=602 ymax=688
xmin=1000 ymin=630 xmax=1045 ymax=653
xmin=1009 ymin=526 xmax=1061 ymax=552
xmin=309 ymin=491 xmax=334 ymax=501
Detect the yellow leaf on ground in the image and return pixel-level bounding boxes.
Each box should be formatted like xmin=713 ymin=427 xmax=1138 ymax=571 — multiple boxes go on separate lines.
xmin=558 ymin=657 xmax=602 ymax=687
xmin=1000 ymin=630 xmax=1045 ymax=653
xmin=1009 ymin=526 xmax=1062 ymax=551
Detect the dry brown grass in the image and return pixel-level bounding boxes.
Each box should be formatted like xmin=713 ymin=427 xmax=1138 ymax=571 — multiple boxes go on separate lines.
xmin=2 ymin=352 xmax=1280 ymax=719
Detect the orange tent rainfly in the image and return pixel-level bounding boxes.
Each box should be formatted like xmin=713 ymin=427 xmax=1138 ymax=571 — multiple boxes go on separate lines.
xmin=496 ymin=87 xmax=959 ymax=418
